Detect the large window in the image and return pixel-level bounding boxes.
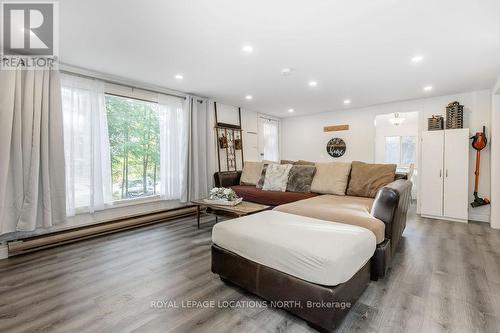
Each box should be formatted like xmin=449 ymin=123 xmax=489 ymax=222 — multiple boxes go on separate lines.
xmin=384 ymin=136 xmax=416 ymax=166
xmin=61 ymin=74 xmax=187 ymax=215
xmin=105 ymin=95 xmax=161 ymax=200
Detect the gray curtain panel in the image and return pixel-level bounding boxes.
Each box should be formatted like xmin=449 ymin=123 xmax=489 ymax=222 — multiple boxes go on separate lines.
xmin=0 ymin=68 xmax=66 ymax=234
xmin=181 ymin=96 xmax=216 ymax=202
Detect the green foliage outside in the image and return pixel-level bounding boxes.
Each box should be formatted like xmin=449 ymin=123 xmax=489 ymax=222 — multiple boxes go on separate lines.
xmin=105 ymin=95 xmax=161 ymax=200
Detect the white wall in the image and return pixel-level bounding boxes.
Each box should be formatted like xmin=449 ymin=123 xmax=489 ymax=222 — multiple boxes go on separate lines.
xmin=282 ymin=90 xmax=492 ymax=222
xmin=211 ymin=101 xmax=277 ymax=170
xmin=491 ymin=76 xmax=500 ymax=229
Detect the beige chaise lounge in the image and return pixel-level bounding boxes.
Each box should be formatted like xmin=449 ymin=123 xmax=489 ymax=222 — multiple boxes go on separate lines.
xmin=274 ymin=195 xmax=386 ymax=244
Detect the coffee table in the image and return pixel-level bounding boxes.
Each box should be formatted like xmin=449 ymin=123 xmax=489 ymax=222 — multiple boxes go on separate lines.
xmin=190 ymin=199 xmax=270 ymax=229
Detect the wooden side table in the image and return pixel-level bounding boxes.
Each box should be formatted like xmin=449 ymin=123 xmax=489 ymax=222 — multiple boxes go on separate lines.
xmin=190 ymin=199 xmax=270 ymax=229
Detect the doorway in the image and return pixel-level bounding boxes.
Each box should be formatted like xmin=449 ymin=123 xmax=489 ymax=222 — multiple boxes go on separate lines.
xmin=375 ymin=112 xmax=419 ymax=198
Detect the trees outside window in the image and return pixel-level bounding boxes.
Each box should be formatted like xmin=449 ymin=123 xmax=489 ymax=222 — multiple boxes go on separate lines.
xmin=105 ymin=95 xmax=161 ymax=200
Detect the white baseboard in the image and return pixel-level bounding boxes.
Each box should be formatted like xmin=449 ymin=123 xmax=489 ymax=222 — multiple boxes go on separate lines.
xmin=468 ymin=212 xmax=490 ymax=223
xmin=468 ymin=203 xmax=491 ymax=223
xmin=421 ymin=214 xmax=468 ymax=223
xmin=0 ymin=243 xmax=8 ymax=260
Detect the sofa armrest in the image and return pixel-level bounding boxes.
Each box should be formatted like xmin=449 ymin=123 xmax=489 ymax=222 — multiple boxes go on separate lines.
xmin=214 ymin=171 xmax=242 ymax=187
xmin=371 ymin=179 xmax=412 ymax=254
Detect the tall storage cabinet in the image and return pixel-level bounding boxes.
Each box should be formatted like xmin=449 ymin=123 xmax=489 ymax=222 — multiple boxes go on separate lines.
xmin=420 ymin=129 xmax=469 ymax=222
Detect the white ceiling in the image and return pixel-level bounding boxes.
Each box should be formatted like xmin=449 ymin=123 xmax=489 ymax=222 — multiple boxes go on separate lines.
xmin=60 ymin=0 xmax=500 ymax=117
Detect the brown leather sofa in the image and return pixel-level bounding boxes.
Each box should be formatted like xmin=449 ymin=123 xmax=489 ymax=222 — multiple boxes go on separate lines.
xmin=214 ymin=170 xmax=412 ymax=280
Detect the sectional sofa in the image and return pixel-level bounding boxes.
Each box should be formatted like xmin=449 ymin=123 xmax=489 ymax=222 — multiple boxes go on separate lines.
xmin=214 ymin=160 xmax=412 ymax=279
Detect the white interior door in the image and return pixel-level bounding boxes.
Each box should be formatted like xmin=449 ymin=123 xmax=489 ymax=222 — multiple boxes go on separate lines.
xmin=420 ymin=131 xmax=444 ymax=217
xmin=443 ymin=129 xmax=469 ymax=221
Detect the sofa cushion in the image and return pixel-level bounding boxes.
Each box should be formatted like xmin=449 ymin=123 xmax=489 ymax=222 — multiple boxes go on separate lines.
xmin=286 ymin=165 xmax=316 ymax=193
xmin=347 ymin=161 xmax=396 ymax=198
xmin=231 ymin=185 xmax=318 ymax=206
xmin=294 ymin=160 xmax=315 ymax=166
xmin=262 ymin=160 xmax=279 ymax=165
xmin=263 ymin=164 xmax=293 ymax=192
xmin=310 ymin=162 xmax=351 ymax=195
xmin=240 ymin=161 xmax=263 ymax=186
xmin=281 ymin=159 xmax=295 ymax=164
xmin=273 ymin=195 xmax=385 ymax=243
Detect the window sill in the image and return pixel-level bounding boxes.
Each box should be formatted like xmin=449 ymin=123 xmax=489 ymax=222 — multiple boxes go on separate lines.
xmin=73 ymin=195 xmax=165 ymax=215
xmin=107 ymin=195 xmax=164 ymax=209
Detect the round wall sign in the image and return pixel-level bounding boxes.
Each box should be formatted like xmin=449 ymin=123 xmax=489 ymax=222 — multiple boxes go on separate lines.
xmin=326 ymin=138 xmax=346 ymax=158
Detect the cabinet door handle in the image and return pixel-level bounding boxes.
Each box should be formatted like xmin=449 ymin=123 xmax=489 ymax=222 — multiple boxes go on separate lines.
xmin=439 ymin=169 xmax=442 ymax=178
xmin=446 ymin=169 xmax=448 ymax=177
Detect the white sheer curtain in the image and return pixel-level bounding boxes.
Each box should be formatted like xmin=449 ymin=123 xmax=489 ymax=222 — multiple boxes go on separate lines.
xmin=0 ymin=68 xmax=66 ymax=234
xmin=261 ymin=117 xmax=280 ymax=162
xmin=60 ymin=74 xmax=112 ymax=215
xmin=158 ymin=94 xmax=187 ymax=200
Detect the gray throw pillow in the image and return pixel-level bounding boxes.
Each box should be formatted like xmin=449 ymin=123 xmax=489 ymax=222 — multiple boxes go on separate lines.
xmin=256 ymin=164 xmax=269 ymax=189
xmin=286 ymin=165 xmax=317 ymax=193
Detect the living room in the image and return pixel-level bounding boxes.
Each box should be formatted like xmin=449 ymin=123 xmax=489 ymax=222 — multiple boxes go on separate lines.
xmin=1 ymin=1 xmax=500 ymax=332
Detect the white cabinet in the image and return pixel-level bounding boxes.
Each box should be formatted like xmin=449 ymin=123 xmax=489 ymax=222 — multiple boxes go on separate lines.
xmin=420 ymin=129 xmax=469 ymax=222
xmin=420 ymin=131 xmax=445 ymax=217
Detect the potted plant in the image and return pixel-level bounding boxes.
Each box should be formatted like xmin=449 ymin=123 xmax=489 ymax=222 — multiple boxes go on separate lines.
xmin=204 ymin=187 xmax=242 ymax=206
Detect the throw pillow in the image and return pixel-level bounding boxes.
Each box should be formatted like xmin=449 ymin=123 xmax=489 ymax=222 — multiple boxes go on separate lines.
xmin=346 ymin=161 xmax=397 ymax=198
xmin=263 ymin=164 xmax=293 ymax=192
xmin=310 ymin=162 xmax=352 ymax=195
xmin=240 ymin=161 xmax=263 ymax=185
xmin=256 ymin=164 xmax=269 ymax=189
xmin=286 ymin=165 xmax=317 ymax=193
xmin=294 ymin=160 xmax=315 ymax=166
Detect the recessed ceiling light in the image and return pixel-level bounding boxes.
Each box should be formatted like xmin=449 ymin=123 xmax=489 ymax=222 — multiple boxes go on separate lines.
xmin=423 ymin=85 xmax=433 ymax=92
xmin=174 ymin=74 xmax=183 ymax=80
xmin=288 ymin=108 xmax=294 ymax=113
xmin=309 ymin=81 xmax=318 ymax=87
xmin=242 ymin=44 xmax=253 ymax=53
xmin=245 ymin=95 xmax=253 ymax=100
xmin=344 ymin=99 xmax=351 ymax=104
xmin=411 ymin=55 xmax=424 ymax=63
xmin=281 ymin=68 xmax=293 ymax=75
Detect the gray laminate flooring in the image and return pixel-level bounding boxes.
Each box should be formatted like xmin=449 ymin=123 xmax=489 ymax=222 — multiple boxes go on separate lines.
xmin=1 ymin=204 xmax=500 ymax=333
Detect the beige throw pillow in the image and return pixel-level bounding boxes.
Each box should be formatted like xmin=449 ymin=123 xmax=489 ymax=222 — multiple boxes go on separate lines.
xmin=346 ymin=161 xmax=396 ymax=198
xmin=310 ymin=162 xmax=352 ymax=195
xmin=240 ymin=161 xmax=263 ymax=185
xmin=263 ymin=164 xmax=293 ymax=192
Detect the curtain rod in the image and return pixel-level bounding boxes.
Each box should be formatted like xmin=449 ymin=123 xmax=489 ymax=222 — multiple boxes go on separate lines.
xmin=59 ymin=64 xmax=188 ymax=100
xmin=259 ymin=115 xmax=279 ymax=122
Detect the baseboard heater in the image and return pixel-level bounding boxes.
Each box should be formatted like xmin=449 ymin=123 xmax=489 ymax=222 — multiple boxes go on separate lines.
xmin=7 ymin=206 xmax=197 ymax=256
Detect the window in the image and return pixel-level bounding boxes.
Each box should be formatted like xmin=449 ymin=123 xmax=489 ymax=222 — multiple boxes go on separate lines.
xmin=384 ymin=136 xmax=416 ymax=166
xmin=105 ymin=95 xmax=161 ymax=200
xmin=61 ymin=74 xmax=186 ymax=216
xmin=260 ymin=117 xmax=280 ymax=161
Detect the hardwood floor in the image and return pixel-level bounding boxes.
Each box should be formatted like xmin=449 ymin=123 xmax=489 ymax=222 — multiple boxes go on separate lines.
xmin=1 ymin=205 xmax=500 ymax=333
